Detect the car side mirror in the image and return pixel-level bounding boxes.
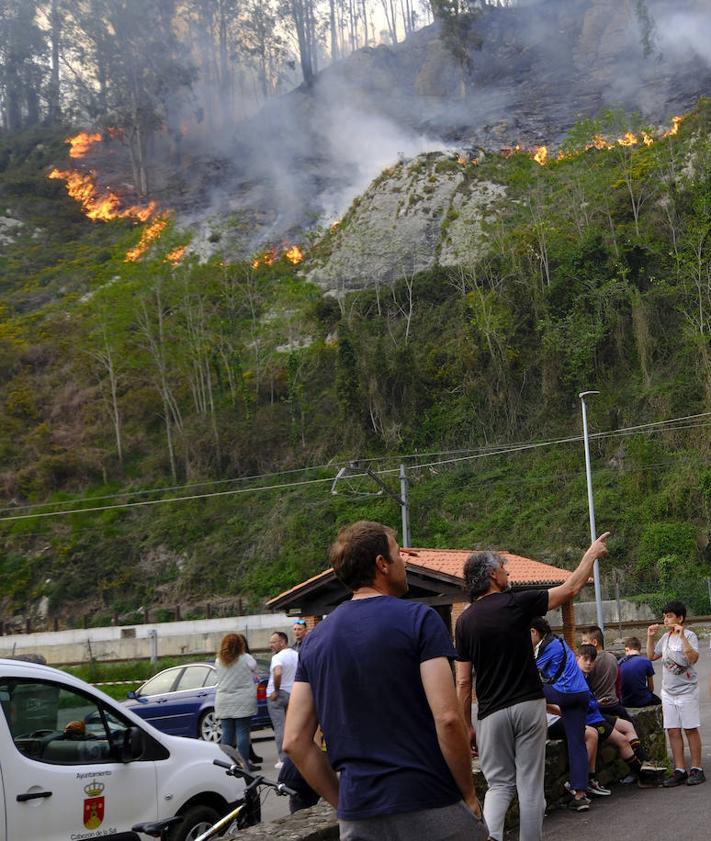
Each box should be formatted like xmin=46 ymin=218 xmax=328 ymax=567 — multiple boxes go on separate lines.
xmin=118 ymin=726 xmax=144 ymax=763
xmin=127 ymin=690 xmax=137 ymax=700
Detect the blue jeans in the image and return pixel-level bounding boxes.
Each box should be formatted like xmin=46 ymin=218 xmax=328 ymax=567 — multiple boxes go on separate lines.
xmin=220 ymin=716 xmax=252 ymax=766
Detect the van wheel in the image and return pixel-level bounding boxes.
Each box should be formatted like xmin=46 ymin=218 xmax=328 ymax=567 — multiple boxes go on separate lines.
xmin=198 ymin=709 xmax=221 ymax=742
xmin=170 ymin=805 xmax=221 ymax=841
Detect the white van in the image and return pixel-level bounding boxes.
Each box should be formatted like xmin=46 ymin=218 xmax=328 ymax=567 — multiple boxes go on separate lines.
xmin=0 ymin=658 xmax=251 ymax=841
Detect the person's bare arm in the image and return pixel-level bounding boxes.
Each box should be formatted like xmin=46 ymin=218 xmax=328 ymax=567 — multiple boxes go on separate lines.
xmin=646 ymin=625 xmax=661 ymax=661
xmin=647 ymin=674 xmax=655 ymax=692
xmin=547 ymin=533 xmax=610 ymax=611
xmin=454 ymin=660 xmax=475 ymax=748
xmin=421 ymin=657 xmax=481 ymax=817
xmin=679 ymin=627 xmax=699 ymax=664
xmin=283 ymin=681 xmax=339 ymax=807
xmin=270 ymin=665 xmax=283 ymax=699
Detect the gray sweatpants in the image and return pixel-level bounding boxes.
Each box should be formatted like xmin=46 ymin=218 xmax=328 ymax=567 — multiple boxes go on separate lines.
xmin=477 ymin=697 xmax=547 ymax=841
xmin=339 ymin=800 xmax=489 ymax=841
xmin=267 ymin=690 xmax=290 ymax=761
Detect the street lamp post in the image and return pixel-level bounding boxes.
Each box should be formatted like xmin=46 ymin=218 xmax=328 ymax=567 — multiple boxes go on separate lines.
xmin=579 ymin=390 xmax=605 ymax=631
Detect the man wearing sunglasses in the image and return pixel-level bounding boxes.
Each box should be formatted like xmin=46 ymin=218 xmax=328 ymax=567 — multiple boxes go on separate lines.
xmin=292 ymin=619 xmax=309 ymax=651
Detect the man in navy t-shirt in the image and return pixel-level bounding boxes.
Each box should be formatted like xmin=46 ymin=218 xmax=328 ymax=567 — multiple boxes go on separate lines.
xmin=283 ymin=520 xmax=488 ymax=841
xmin=619 ymin=636 xmax=661 ymax=707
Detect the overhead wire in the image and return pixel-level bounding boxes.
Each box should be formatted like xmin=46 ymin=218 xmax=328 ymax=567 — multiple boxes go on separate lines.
xmin=5 ymin=410 xmax=709 ymax=516
xmin=0 ymin=411 xmax=708 ymax=524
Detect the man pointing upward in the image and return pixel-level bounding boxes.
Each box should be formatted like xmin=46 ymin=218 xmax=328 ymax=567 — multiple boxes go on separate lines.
xmin=455 ymin=532 xmax=610 ymax=841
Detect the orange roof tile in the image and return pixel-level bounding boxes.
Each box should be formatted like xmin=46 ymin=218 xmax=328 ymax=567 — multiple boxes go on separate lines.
xmin=403 ymin=548 xmax=572 ymax=585
xmin=267 ymin=547 xmax=572 ymax=606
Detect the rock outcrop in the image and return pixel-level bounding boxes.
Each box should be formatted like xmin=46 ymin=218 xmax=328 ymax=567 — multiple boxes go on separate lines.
xmin=307 ymin=153 xmax=506 ymax=294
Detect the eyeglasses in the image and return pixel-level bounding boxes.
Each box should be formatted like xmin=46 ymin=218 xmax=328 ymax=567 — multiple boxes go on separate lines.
xmin=293 ymin=619 xmax=307 ymax=626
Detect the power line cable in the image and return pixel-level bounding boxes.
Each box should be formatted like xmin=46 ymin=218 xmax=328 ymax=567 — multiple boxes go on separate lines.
xmin=5 ymin=410 xmax=708 ymax=515
xmin=1 ymin=413 xmax=709 ymax=523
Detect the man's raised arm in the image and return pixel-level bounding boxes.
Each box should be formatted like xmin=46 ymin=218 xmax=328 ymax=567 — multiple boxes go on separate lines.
xmin=547 ymin=532 xmax=610 ymax=611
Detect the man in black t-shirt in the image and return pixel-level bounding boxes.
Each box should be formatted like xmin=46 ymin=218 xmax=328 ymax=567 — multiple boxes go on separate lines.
xmin=455 ymin=534 xmax=609 ymax=841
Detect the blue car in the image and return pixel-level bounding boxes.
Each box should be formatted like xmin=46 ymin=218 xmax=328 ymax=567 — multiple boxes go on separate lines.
xmin=123 ymin=661 xmax=272 ymax=741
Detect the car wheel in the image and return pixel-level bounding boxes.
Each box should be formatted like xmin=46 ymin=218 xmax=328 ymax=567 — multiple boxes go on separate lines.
xmin=168 ymin=805 xmax=221 ymax=841
xmin=198 ymin=709 xmax=221 ymax=742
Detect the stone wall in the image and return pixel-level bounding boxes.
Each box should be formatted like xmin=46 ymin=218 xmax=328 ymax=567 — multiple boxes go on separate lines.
xmin=223 ymin=706 xmax=665 ymax=840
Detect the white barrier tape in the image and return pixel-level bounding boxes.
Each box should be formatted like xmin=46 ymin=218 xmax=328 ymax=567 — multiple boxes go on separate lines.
xmin=92 ymin=680 xmax=142 ymax=686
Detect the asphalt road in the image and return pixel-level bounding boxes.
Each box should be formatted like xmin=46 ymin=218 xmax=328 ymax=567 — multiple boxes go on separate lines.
xmin=249 ymin=727 xmax=292 ymax=823
xmin=522 ymin=643 xmax=711 ymax=841
xmin=255 ymin=636 xmax=711 ymax=833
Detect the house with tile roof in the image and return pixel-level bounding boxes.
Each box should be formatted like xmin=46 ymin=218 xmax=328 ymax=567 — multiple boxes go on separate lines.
xmin=267 ymin=547 xmax=581 ymax=645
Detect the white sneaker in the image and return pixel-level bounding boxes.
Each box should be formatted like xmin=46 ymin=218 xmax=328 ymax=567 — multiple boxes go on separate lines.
xmin=274 ymin=761 xmax=284 ymax=769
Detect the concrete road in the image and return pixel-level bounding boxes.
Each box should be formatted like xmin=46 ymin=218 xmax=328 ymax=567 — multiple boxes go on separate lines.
xmin=518 ymin=645 xmax=711 ymax=841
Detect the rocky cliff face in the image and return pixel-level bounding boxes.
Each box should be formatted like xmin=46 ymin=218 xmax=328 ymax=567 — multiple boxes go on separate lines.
xmin=157 ymin=0 xmax=710 ymax=271
xmin=307 ymin=154 xmax=505 ymax=294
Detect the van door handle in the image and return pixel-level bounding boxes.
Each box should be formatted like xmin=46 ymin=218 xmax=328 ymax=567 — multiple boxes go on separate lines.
xmin=17 ymin=791 xmax=53 ymax=802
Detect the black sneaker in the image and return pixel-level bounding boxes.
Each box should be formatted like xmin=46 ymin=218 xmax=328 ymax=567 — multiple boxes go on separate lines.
xmin=568 ymin=796 xmax=591 ymax=811
xmin=687 ymin=768 xmax=706 ymax=786
xmin=663 ymin=769 xmax=689 ymax=787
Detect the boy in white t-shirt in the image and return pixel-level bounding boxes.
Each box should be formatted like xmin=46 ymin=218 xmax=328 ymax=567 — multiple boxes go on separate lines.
xmin=647 ymin=600 xmax=704 ymax=787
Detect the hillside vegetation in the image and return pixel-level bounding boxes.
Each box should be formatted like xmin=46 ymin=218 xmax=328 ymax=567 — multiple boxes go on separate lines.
xmin=1 ymin=102 xmax=710 ymax=627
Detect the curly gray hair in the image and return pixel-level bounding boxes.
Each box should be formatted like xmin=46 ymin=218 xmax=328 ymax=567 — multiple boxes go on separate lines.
xmin=463 ymin=550 xmax=503 ymax=601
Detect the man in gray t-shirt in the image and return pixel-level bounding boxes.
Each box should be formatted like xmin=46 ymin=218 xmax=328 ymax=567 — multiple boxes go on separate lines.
xmin=647 ymin=600 xmax=704 ymax=787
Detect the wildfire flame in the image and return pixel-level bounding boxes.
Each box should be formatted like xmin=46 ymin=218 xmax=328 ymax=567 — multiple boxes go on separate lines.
xmin=251 ymin=244 xmax=305 ymax=269
xmin=252 ymin=249 xmax=277 ymax=269
xmin=285 ymin=245 xmax=304 ymax=265
xmin=165 ymin=245 xmax=187 ymax=265
xmin=525 ymin=115 xmax=685 ymax=167
xmin=532 ymin=146 xmax=548 ymax=166
xmin=664 ymin=116 xmax=683 ymax=137
xmin=49 ymin=168 xmax=158 ymax=223
xmin=125 ymin=216 xmax=169 ymax=263
xmin=68 ymin=131 xmax=103 ymax=159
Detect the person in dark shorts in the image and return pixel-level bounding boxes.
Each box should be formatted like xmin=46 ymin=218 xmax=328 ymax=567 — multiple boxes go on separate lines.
xmin=578 ymin=645 xmax=654 ymax=785
xmin=283 ymin=521 xmax=487 ymax=841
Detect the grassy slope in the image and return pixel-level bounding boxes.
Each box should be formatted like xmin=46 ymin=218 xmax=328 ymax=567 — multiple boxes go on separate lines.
xmin=0 ymin=104 xmax=710 ymax=625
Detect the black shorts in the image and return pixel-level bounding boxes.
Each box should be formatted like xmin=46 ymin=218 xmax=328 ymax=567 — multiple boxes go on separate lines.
xmin=591 ymin=714 xmax=617 ymax=742
xmin=547 ymin=719 xmax=566 ymax=741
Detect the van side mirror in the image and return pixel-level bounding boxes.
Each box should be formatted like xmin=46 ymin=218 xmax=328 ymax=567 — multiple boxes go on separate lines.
xmin=118 ymin=726 xmax=144 ymax=763
xmin=127 ymin=690 xmax=137 ymax=700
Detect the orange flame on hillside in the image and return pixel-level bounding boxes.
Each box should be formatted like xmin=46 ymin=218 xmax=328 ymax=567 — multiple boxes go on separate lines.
xmin=532 ymin=146 xmax=548 ymax=166
xmin=285 ymin=245 xmax=304 ymax=264
xmin=252 ymin=249 xmax=277 ymax=269
xmin=664 ymin=116 xmax=683 ymax=137
xmin=251 ymin=244 xmax=305 ymax=269
xmin=68 ymin=131 xmax=103 ymax=159
xmin=165 ymin=245 xmax=187 ymax=265
xmin=525 ymin=115 xmax=686 ymax=167
xmin=49 ymin=168 xmax=158 ymax=223
xmin=125 ymin=217 xmax=169 ymax=262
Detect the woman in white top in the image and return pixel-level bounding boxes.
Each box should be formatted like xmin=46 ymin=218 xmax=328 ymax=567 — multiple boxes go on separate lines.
xmin=215 ymin=633 xmax=258 ymax=768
